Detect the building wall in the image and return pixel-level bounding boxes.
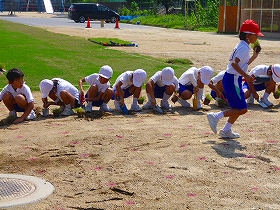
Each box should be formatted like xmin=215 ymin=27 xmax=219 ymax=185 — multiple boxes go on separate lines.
xmin=241 ymin=0 xmax=280 ymax=32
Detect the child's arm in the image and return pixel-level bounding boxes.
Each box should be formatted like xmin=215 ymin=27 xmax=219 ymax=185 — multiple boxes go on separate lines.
xmin=14 ymin=101 xmax=34 ymax=124
xmin=78 ymin=78 xmax=86 ymax=91
xmin=208 ymin=81 xmax=223 ymax=98
xmin=248 ymin=48 xmax=260 ymax=65
xmin=231 ymin=57 xmax=254 ymax=83
xmin=145 ymin=79 xmax=156 ymax=106
xmin=115 ymin=81 xmax=125 ymax=105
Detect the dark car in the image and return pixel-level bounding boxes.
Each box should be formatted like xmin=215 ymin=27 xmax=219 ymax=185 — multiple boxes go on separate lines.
xmin=68 ymin=3 xmax=120 ymax=23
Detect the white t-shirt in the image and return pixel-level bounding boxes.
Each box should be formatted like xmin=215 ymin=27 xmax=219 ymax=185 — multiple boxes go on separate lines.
xmin=211 ymin=70 xmax=226 ymax=85
xmin=151 ymin=71 xmax=179 ymax=90
xmin=53 ymin=78 xmax=80 ymax=103
xmin=179 ymin=67 xmax=199 ymax=86
xmin=226 ymin=40 xmax=250 ymax=76
xmin=248 ymin=65 xmax=269 ymax=77
xmin=85 ymin=73 xmax=110 ymax=93
xmin=0 ymin=83 xmax=34 ymax=103
xmin=112 ymin=71 xmax=134 ymax=90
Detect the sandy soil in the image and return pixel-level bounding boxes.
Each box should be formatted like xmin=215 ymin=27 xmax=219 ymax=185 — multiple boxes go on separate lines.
xmin=1 ymin=12 xmax=280 ymax=210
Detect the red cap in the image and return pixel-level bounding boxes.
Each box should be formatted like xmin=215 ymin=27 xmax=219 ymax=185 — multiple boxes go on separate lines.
xmin=240 ymin=19 xmax=264 ymax=36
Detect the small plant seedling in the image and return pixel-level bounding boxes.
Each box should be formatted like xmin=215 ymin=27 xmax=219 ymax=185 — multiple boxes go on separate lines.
xmin=137 ymin=96 xmax=146 ymax=104
xmin=216 ymin=98 xmax=227 ymax=108
xmin=74 ymin=107 xmax=86 ymax=118
xmin=203 ymin=93 xmax=213 ymax=105
xmin=52 ymin=108 xmax=60 ymax=117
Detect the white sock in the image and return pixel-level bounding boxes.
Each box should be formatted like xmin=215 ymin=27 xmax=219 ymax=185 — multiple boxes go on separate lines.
xmin=133 ymin=97 xmax=138 ymax=106
xmin=147 ymin=93 xmax=153 ymax=102
xmin=197 ymin=88 xmax=204 ymax=100
xmin=214 ymin=111 xmax=224 ymax=120
xmin=66 ymin=104 xmax=72 ymax=109
xmin=162 ymin=92 xmax=171 ymax=102
xmin=263 ymin=92 xmax=270 ymax=100
xmin=222 ymin=122 xmax=233 ymax=132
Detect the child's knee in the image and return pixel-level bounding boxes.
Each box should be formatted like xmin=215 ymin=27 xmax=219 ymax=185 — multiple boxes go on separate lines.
xmin=2 ymin=92 xmax=13 ymax=101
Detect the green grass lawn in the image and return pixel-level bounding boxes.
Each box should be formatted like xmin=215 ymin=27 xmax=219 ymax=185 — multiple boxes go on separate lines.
xmin=0 ymin=19 xmax=192 ymax=91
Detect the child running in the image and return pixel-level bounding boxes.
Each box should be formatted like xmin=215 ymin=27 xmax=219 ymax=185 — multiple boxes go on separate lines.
xmin=207 ymin=19 xmax=264 ymax=139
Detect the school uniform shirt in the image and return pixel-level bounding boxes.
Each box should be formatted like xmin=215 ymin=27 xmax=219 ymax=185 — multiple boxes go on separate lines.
xmin=85 ymin=73 xmax=110 ymax=93
xmin=179 ymin=67 xmax=199 ymax=86
xmin=112 ymin=71 xmax=134 ymax=90
xmin=248 ymin=65 xmax=269 ymax=78
xmin=0 ymin=83 xmax=34 ymax=103
xmin=211 ymin=70 xmax=226 ymax=85
xmin=151 ymin=71 xmax=179 ymax=90
xmin=52 ymin=78 xmax=80 ymax=103
xmin=226 ymin=40 xmax=250 ymax=75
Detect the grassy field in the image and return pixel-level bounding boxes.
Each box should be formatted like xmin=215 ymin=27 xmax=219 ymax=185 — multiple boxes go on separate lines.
xmin=0 ymin=19 xmax=192 ymax=91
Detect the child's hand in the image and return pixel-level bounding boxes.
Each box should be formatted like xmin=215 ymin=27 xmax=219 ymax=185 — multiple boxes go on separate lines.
xmin=244 ymin=74 xmax=254 ymax=83
xmin=254 ymin=45 xmax=261 ymax=54
xmin=253 ymin=92 xmax=259 ymax=101
xmin=13 ymin=117 xmax=24 ymax=124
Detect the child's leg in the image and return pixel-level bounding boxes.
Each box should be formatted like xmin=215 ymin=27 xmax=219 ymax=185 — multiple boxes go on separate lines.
xmin=102 ymin=88 xmax=114 ymax=103
xmin=14 ymin=94 xmax=29 ymax=110
xmin=87 ymin=85 xmax=98 ymax=99
xmin=60 ymin=90 xmax=75 ymax=108
xmin=2 ymin=92 xmax=16 ymax=111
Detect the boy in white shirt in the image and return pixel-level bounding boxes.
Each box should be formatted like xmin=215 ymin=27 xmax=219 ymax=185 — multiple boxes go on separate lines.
xmin=142 ymin=67 xmax=179 ymax=110
xmin=112 ymin=69 xmax=147 ymax=112
xmin=243 ymin=64 xmax=280 ymax=107
xmin=177 ymin=66 xmax=214 ymax=109
xmin=0 ymin=68 xmax=36 ymax=124
xmin=39 ymin=78 xmax=80 ymax=116
xmin=79 ymin=65 xmax=114 ymax=112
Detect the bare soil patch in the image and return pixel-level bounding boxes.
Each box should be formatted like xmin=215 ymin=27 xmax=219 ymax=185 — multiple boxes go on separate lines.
xmin=1 ymin=12 xmax=280 ymax=210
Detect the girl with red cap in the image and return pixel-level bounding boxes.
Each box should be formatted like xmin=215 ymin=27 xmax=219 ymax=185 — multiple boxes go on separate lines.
xmin=207 ymin=19 xmax=264 ymax=139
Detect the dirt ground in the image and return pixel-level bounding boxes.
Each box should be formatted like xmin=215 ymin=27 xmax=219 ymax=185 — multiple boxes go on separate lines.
xmin=1 ymin=12 xmax=280 ymax=210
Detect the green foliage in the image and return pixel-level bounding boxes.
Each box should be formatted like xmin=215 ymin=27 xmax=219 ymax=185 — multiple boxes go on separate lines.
xmin=121 ymin=0 xmax=219 ymax=31
xmin=88 ymin=38 xmax=132 ymax=45
xmin=0 ymin=19 xmax=192 ymax=91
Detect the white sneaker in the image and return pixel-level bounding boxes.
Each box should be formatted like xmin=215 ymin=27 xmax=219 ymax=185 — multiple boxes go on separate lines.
xmin=9 ymin=110 xmax=17 ymax=117
xmin=99 ymin=103 xmax=112 ymax=112
xmin=85 ymin=103 xmax=93 ymax=112
xmin=142 ymin=101 xmax=154 ymax=110
xmin=207 ymin=112 xmax=219 ymax=134
xmin=114 ymin=100 xmax=121 ymax=110
xmin=219 ymin=129 xmax=240 ymax=139
xmin=160 ymin=100 xmax=172 ymax=109
xmin=61 ymin=108 xmax=75 ymax=116
xmin=247 ymin=94 xmax=254 ymax=104
xmin=26 ymin=110 xmax=36 ymax=120
xmin=178 ymin=97 xmax=190 ymax=107
xmin=260 ymin=97 xmax=273 ymax=107
xmin=130 ymin=103 xmax=142 ymax=112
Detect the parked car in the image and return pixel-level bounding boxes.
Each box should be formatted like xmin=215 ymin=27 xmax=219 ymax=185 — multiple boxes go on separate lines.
xmin=68 ymin=3 xmax=120 ymax=23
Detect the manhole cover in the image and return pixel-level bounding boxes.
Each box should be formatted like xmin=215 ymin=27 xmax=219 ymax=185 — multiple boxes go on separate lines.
xmin=0 ymin=174 xmax=55 ymax=208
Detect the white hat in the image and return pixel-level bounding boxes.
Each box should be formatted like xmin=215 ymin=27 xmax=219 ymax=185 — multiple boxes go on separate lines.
xmin=40 ymin=79 xmax=53 ymax=98
xmin=272 ymin=64 xmax=280 ymax=83
xmin=133 ymin=69 xmax=147 ymax=87
xmin=161 ymin=67 xmax=174 ymax=85
xmin=99 ymin=65 xmax=113 ymax=79
xmin=199 ymin=66 xmax=214 ymax=85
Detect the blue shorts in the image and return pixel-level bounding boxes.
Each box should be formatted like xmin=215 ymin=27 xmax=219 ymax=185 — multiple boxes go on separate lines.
xmin=179 ymin=83 xmax=194 ymax=95
xmin=154 ymin=84 xmax=167 ymax=98
xmin=85 ymin=93 xmax=103 ymax=107
xmin=111 ymin=87 xmax=132 ymax=100
xmin=243 ymin=82 xmax=266 ymax=92
xmin=222 ymin=72 xmax=247 ymax=110
xmin=14 ymin=104 xmax=25 ymax=112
